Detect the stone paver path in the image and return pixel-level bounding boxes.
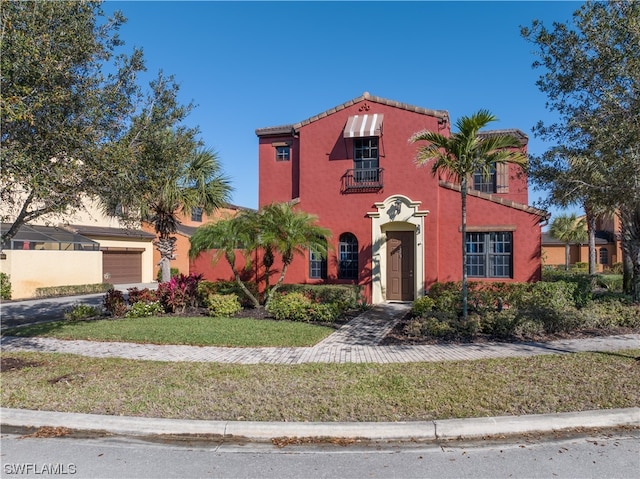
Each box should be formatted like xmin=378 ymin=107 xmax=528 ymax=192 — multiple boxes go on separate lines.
xmin=2 ymin=303 xmax=639 ymax=364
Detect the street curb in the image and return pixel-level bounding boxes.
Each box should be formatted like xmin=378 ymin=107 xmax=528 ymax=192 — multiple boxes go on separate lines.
xmin=2 ymin=407 xmax=638 ymax=441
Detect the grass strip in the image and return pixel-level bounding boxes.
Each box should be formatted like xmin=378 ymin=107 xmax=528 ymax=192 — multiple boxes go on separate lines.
xmin=2 ymin=350 xmax=638 ymax=422
xmin=3 ymin=316 xmax=334 ymax=347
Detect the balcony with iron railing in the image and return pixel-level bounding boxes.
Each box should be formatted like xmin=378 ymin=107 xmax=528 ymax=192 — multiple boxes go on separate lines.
xmin=341 ymin=168 xmax=384 ymax=193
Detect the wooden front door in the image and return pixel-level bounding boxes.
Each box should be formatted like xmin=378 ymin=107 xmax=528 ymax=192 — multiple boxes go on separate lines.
xmin=386 ymin=231 xmax=414 ymax=301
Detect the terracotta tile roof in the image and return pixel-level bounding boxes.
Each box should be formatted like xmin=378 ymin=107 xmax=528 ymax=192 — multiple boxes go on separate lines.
xmin=256 ymin=92 xmax=450 ymax=136
xmin=438 ymin=181 xmax=550 ymax=219
xmin=478 ymin=128 xmax=528 ymax=145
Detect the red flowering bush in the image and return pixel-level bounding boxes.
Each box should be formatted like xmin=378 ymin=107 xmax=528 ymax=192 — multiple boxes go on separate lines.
xmin=157 ymin=273 xmax=203 ymax=313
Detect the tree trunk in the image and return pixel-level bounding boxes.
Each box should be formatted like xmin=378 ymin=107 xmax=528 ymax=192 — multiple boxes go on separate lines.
xmin=265 ymin=263 xmax=289 ymax=309
xmin=225 ymin=254 xmax=260 ymax=309
xmin=155 ymin=236 xmax=177 ymax=283
xmin=564 ymin=243 xmax=570 ymax=271
xmin=586 ymin=211 xmax=597 ymax=275
xmin=158 ymin=257 xmax=171 ymax=284
xmin=460 ymin=178 xmax=468 ymax=320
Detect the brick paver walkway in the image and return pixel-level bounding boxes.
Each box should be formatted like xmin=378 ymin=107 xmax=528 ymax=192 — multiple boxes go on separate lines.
xmin=2 ymin=303 xmax=639 ymax=364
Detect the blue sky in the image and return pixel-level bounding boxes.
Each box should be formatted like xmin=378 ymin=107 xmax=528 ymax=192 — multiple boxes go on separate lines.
xmin=103 ymin=1 xmax=583 ymax=220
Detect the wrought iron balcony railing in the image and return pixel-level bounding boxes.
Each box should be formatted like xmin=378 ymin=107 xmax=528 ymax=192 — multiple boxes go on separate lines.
xmin=341 ymin=168 xmax=384 ymax=193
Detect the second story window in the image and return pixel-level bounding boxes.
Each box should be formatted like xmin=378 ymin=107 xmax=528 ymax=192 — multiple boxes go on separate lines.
xmin=275 ymin=145 xmax=290 ymax=161
xmin=354 ymin=138 xmax=379 ymax=183
xmin=473 ymin=166 xmax=496 ymax=193
xmin=191 ymin=207 xmax=203 ymax=222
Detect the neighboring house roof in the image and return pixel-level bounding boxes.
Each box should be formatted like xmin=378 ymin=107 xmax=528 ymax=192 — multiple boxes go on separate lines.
xmin=255 ymin=92 xmax=450 ymax=136
xmin=176 ymin=224 xmax=198 ymax=238
xmin=1 ymin=223 xmax=100 ymax=249
xmin=65 ymin=224 xmax=156 ymax=241
xmin=542 ymin=232 xmax=610 ymax=246
xmin=439 ymin=181 xmax=549 ymax=219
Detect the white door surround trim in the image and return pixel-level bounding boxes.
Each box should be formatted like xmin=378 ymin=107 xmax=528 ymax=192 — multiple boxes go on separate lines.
xmin=367 ymin=195 xmax=429 ymax=304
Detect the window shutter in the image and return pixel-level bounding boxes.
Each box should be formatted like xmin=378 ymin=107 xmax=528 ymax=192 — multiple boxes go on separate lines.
xmin=496 ymin=163 xmax=509 ymax=193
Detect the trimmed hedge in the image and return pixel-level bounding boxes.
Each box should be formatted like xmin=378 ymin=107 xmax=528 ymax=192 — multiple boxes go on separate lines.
xmin=36 ymin=283 xmax=113 ymax=298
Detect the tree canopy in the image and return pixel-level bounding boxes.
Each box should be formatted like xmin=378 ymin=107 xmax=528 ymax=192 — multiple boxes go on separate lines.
xmin=521 ymin=0 xmax=640 ymax=299
xmin=1 ymin=0 xmax=230 ymax=259
xmin=1 ymin=0 xmax=144 ymax=242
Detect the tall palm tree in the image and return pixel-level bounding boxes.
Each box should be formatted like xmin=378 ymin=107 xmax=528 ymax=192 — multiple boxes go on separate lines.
xmin=259 ymin=203 xmax=331 ymax=307
xmin=143 ymin=144 xmax=232 ymax=282
xmin=549 ymin=214 xmax=588 ymax=271
xmin=410 ymin=110 xmax=527 ymax=319
xmin=189 ymin=212 xmax=261 ymax=308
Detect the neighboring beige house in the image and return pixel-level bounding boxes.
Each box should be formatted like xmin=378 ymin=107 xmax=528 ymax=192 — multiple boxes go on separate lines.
xmin=541 ymin=213 xmax=622 ymax=272
xmin=1 ymin=197 xmax=155 ymax=299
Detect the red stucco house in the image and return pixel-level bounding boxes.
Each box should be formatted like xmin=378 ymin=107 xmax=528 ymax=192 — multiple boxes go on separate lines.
xmin=195 ymin=93 xmax=548 ymax=304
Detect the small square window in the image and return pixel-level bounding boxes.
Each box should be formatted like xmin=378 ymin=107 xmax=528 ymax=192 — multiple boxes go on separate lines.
xmin=191 ymin=207 xmax=203 ymax=222
xmin=275 ymin=146 xmax=290 ymax=161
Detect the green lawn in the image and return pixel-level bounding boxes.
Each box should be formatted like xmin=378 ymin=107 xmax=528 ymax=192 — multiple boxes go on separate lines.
xmin=4 ymin=316 xmax=335 ymax=347
xmin=2 ymin=350 xmax=638 ymax=422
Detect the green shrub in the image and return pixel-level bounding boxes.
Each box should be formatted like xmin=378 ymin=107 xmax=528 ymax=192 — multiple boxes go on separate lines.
xmin=411 ymin=296 xmax=435 ymax=317
xmin=420 ymin=314 xmax=455 ymax=338
xmin=278 ymin=284 xmax=360 ymax=312
xmin=309 ymin=302 xmax=341 ymax=323
xmin=427 ymin=282 xmax=462 ymax=314
xmin=515 ymin=281 xmax=580 ymax=333
xmin=480 ymin=309 xmax=521 ymax=338
xmin=125 ymin=301 xmax=164 ymax=318
xmin=574 ymin=299 xmax=640 ymax=329
xmin=610 ymin=262 xmax=623 ymax=274
xmin=0 ymin=272 xmax=11 ymax=300
xmin=267 ymin=292 xmax=313 ymax=322
xmin=63 ymin=304 xmax=101 ymax=321
xmin=205 ymin=293 xmax=242 ymax=317
xmin=197 ymin=280 xmax=259 ymax=308
xmin=103 ymin=289 xmax=128 ymax=317
xmin=597 ymin=274 xmax=623 ymax=292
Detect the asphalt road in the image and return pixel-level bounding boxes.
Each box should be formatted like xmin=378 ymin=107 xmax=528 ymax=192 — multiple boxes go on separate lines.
xmin=0 ymin=283 xmax=157 ymax=328
xmin=1 ymin=427 xmax=638 ymax=479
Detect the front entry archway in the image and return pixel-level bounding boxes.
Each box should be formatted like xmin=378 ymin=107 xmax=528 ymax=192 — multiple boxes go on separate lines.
xmin=386 ymin=231 xmax=415 ymax=301
xmin=367 ymin=195 xmax=429 ymax=304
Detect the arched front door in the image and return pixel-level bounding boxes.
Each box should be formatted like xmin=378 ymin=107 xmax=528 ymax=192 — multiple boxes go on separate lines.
xmin=386 ymin=231 xmax=414 ymax=301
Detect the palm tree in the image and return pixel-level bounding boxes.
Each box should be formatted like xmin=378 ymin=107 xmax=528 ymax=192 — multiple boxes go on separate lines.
xmin=259 ymin=203 xmax=331 ymax=307
xmin=410 ymin=110 xmax=527 ymax=319
xmin=143 ymin=144 xmax=232 ymax=282
xmin=549 ymin=214 xmax=588 ymax=271
xmin=189 ymin=212 xmax=261 ymax=308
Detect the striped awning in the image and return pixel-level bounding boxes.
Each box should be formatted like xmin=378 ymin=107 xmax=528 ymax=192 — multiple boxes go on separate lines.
xmin=343 ymin=114 xmax=384 ymax=138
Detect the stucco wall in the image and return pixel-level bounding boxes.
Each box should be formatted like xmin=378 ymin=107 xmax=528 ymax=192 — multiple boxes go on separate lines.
xmin=0 ymin=250 xmax=102 ymax=299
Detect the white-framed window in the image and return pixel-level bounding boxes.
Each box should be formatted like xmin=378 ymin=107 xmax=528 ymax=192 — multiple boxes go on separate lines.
xmin=353 ymin=137 xmax=379 ymax=182
xmin=309 ymin=243 xmax=327 ymax=279
xmin=275 ymin=145 xmax=290 ymax=161
xmin=466 ymin=231 xmax=513 ymax=278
